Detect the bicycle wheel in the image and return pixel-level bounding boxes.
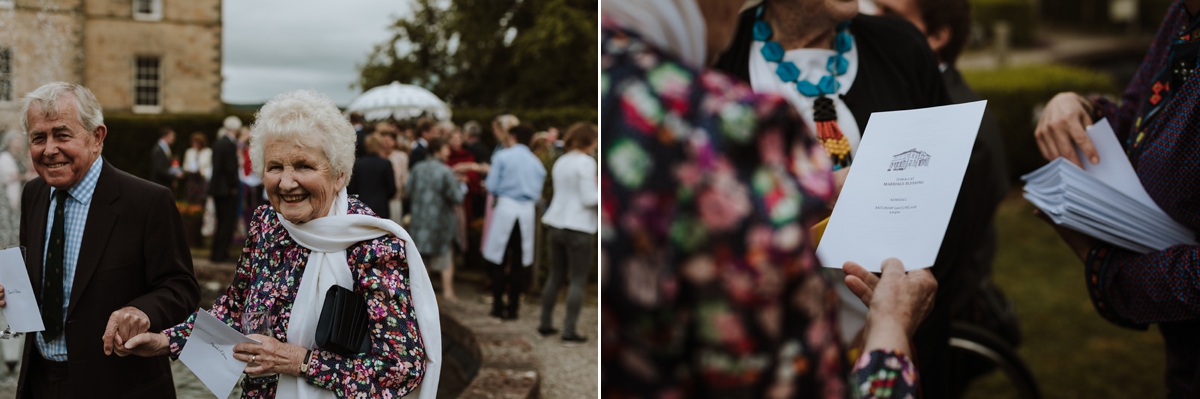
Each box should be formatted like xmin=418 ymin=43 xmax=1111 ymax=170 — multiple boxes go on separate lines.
xmin=949 ymin=322 xmax=1042 ymax=399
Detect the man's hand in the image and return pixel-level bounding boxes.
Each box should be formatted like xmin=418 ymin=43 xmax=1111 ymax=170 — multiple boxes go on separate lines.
xmin=1034 ymin=92 xmax=1099 ymax=167
xmin=116 ymin=332 xmax=171 ymax=358
xmin=103 ymin=306 xmax=150 ymax=356
xmin=0 ymin=284 xmax=6 ymax=307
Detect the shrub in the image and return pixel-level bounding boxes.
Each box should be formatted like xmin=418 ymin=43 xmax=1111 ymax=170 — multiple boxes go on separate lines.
xmin=962 ymin=65 xmax=1118 ymax=180
xmin=971 ymin=0 xmax=1039 ymax=47
xmin=1040 ymin=0 xmax=1173 ymax=31
xmin=450 ymin=106 xmax=597 ymax=132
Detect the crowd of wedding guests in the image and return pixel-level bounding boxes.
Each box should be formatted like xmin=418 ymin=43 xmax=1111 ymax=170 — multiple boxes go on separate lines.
xmin=145 ymin=110 xmax=598 ymax=345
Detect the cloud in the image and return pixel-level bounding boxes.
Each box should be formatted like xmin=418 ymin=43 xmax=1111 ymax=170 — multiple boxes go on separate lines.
xmin=222 ymin=0 xmax=409 ymax=105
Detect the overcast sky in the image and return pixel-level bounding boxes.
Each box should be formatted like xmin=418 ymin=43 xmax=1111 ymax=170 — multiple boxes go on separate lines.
xmin=222 ymin=0 xmax=411 ymax=106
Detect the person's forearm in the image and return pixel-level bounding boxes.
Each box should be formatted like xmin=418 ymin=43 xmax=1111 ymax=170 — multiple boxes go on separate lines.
xmin=861 ymin=315 xmax=910 ymax=356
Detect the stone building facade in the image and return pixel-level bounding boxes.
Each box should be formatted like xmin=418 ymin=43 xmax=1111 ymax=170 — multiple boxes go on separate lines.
xmin=0 ymin=0 xmax=221 ymax=131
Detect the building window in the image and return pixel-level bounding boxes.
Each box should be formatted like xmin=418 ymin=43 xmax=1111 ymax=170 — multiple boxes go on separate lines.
xmin=134 ymin=56 xmax=161 ymax=113
xmin=0 ymin=48 xmax=12 ymax=102
xmin=132 ymin=0 xmax=162 ymax=21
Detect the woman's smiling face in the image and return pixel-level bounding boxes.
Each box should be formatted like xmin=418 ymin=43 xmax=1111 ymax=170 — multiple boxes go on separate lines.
xmin=261 ymin=137 xmax=345 ymax=223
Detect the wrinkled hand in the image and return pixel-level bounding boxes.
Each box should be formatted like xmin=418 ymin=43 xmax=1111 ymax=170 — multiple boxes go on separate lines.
xmin=1034 ymin=208 xmax=1097 ymax=261
xmin=0 ymin=284 xmax=6 ymax=307
xmin=233 ymin=334 xmax=310 ymax=377
xmin=116 ymin=332 xmax=170 ymax=357
xmin=102 ymin=306 xmax=150 ymax=356
xmin=1034 ymin=92 xmax=1098 ymax=167
xmin=843 ymin=262 xmax=880 ymax=307
xmin=851 ymin=258 xmax=937 ymax=355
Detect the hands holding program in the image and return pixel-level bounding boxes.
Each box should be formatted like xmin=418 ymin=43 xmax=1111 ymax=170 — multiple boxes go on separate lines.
xmin=0 ymin=284 xmax=155 ymax=356
xmin=1033 ymin=91 xmax=1102 ymax=260
xmin=841 ymin=258 xmax=938 ymax=354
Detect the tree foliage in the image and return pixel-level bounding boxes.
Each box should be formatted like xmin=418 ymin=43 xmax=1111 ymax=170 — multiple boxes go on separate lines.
xmin=356 ymin=0 xmax=597 ymax=109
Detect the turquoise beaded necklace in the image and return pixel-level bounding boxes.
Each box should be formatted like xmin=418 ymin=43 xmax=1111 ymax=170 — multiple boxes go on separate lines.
xmin=753 ymin=5 xmax=856 ymax=169
xmin=752 ymin=5 xmax=852 ymax=97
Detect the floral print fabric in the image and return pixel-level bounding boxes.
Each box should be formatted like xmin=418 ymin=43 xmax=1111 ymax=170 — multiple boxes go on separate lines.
xmin=600 ymin=22 xmax=916 ymax=398
xmin=164 ymin=198 xmax=425 ymax=398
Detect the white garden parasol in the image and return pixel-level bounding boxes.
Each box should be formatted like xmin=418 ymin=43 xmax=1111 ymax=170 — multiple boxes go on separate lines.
xmin=346 ymin=81 xmax=451 ymax=121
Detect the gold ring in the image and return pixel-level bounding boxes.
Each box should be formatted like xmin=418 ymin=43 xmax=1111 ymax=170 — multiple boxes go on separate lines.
xmin=251 ymin=355 xmax=256 ymax=364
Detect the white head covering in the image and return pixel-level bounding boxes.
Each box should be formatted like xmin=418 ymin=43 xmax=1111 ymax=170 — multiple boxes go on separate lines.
xmin=602 ymin=0 xmax=708 ymax=68
xmin=277 ymin=188 xmax=441 ymax=399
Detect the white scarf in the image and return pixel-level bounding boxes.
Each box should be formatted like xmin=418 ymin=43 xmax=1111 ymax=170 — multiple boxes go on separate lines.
xmin=602 ymin=0 xmax=707 ymax=68
xmin=277 ymin=189 xmax=441 ymax=399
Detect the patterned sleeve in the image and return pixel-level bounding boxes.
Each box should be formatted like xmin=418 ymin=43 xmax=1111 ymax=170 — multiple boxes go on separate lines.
xmin=162 ymin=206 xmax=261 ymax=357
xmin=301 ymin=237 xmax=426 ymax=398
xmin=851 ymin=350 xmax=919 ymax=399
xmin=1093 ymin=1 xmax=1183 ymax=141
xmin=1083 ymin=243 xmax=1200 ymax=328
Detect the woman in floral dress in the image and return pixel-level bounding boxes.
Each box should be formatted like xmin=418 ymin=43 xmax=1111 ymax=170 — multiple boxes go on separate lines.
xmin=121 ymin=90 xmax=441 ymax=399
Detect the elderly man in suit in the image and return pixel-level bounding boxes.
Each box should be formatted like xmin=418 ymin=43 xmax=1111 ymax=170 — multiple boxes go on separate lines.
xmin=208 ymin=116 xmax=241 ymax=263
xmin=0 ymin=82 xmax=199 ymax=398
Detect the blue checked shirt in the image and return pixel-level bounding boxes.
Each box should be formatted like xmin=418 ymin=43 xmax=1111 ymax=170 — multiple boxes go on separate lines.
xmin=38 ymin=157 xmax=103 ymax=361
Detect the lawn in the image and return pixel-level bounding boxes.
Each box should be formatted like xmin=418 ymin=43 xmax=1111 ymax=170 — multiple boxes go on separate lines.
xmin=963 ymin=192 xmax=1166 ymax=398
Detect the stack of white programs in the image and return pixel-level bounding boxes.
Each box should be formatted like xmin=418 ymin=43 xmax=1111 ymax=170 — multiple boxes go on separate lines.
xmin=1021 ymin=118 xmax=1197 ymax=253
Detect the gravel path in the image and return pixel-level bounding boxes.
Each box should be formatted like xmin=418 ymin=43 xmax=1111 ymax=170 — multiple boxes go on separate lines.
xmin=452 ymin=282 xmax=599 ymax=399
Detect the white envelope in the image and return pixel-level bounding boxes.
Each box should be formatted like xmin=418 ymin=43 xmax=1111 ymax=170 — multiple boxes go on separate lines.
xmin=180 ymin=309 xmax=260 ymax=399
xmin=0 ymin=247 xmax=44 ymax=333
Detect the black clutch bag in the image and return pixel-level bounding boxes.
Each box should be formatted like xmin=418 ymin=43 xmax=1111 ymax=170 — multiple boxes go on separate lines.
xmin=314 ymin=285 xmax=371 ymax=356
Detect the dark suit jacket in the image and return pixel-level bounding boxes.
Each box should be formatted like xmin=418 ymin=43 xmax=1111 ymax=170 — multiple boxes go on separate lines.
xmin=16 ymin=159 xmax=200 ymax=399
xmin=208 ymin=135 xmax=239 ymax=198
xmin=408 ymin=142 xmax=428 ymax=170
xmin=347 ymin=156 xmax=397 ymax=219
xmin=148 ymin=144 xmax=173 ymax=188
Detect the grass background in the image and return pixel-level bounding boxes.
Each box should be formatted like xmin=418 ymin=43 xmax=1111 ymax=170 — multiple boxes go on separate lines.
xmin=962 ymin=192 xmax=1166 ymax=398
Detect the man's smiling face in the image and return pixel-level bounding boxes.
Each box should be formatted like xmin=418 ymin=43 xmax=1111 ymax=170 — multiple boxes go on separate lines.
xmin=26 ymin=95 xmax=106 ymax=189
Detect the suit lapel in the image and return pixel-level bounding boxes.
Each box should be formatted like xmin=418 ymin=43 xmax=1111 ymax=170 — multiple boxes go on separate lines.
xmin=66 ymin=161 xmax=120 ymax=318
xmin=26 ymin=182 xmax=49 ymax=301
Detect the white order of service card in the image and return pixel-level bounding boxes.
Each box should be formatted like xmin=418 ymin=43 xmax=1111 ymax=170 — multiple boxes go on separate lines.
xmin=180 ymin=309 xmax=260 ymax=399
xmin=0 ymin=247 xmax=44 ymax=332
xmin=817 ymin=101 xmax=986 ymax=271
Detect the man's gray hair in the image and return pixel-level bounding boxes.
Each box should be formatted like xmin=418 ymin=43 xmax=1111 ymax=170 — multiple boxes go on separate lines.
xmin=249 ymin=90 xmax=356 ymax=182
xmin=463 ymin=121 xmax=482 ymax=139
xmin=19 ymin=82 xmax=105 ymax=134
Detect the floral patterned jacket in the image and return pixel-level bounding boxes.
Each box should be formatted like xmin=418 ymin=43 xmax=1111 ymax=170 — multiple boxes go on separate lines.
xmin=601 ymin=21 xmax=916 ymax=399
xmin=165 ymin=198 xmax=425 ymax=398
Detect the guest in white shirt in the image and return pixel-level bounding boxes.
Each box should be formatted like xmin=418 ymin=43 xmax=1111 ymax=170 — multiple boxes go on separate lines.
xmin=182 ymin=132 xmax=213 ymax=205
xmin=537 ymin=123 xmax=598 ymax=342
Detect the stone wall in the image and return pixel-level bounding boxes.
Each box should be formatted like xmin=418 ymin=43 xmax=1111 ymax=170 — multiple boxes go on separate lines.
xmin=0 ymin=4 xmax=83 ymax=130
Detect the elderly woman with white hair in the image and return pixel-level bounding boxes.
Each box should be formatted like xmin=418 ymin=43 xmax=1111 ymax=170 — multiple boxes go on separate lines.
xmin=121 ymin=90 xmax=441 ymax=399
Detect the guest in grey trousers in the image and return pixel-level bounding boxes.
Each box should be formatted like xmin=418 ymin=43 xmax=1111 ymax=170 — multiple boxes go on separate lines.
xmin=537 ymin=123 xmax=598 ymax=342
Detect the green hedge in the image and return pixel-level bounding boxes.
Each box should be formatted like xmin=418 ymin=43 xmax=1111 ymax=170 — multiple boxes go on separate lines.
xmin=971 ymin=0 xmax=1039 ymax=47
xmin=962 ymin=65 xmax=1118 ymax=180
xmin=102 ymin=112 xmax=255 ymax=185
xmin=1040 ymin=0 xmax=1173 ymax=31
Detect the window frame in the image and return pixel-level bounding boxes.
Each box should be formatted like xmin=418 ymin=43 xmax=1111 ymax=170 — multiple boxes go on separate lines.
xmin=133 ymin=55 xmax=162 ymax=114
xmin=132 ymin=0 xmax=162 ymax=22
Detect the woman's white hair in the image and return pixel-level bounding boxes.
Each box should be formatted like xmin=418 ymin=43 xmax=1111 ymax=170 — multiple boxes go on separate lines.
xmin=249 ymin=90 xmax=356 ymax=182
xmin=19 ymin=82 xmax=105 ymax=134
